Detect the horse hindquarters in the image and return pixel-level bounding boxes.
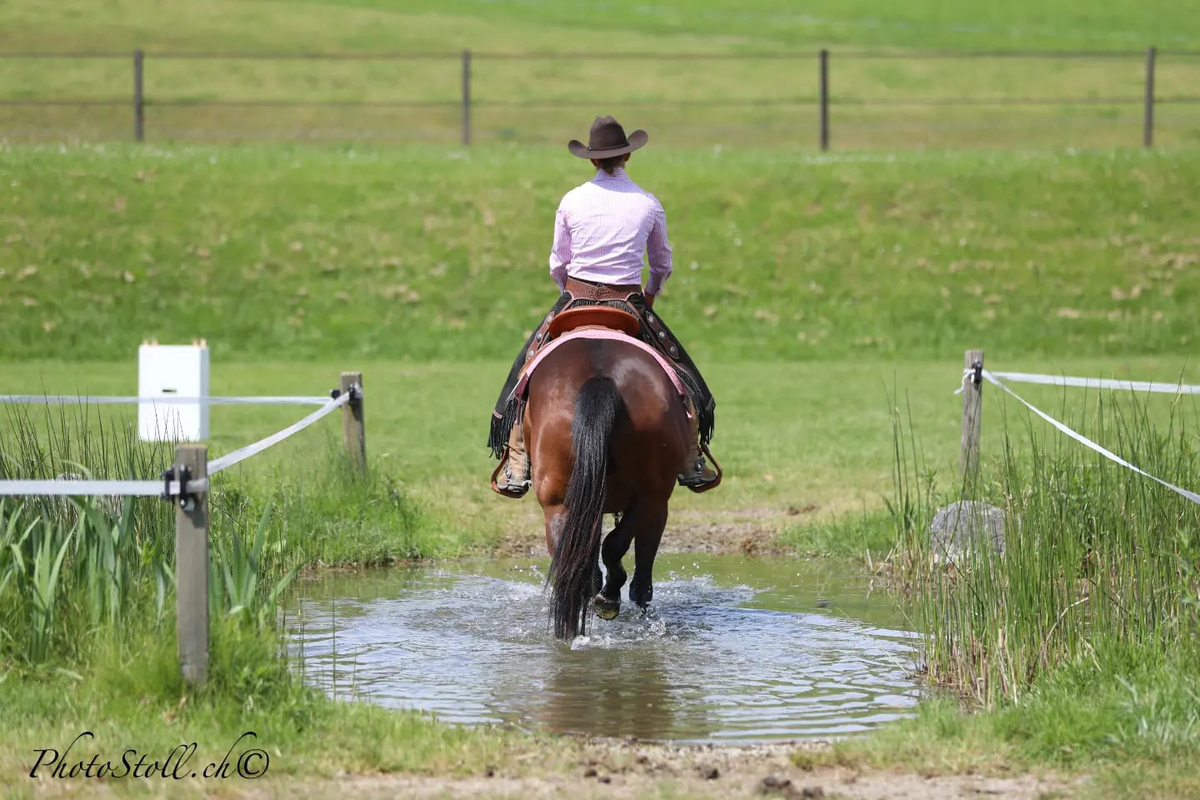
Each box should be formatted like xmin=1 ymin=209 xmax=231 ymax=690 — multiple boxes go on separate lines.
xmin=549 ymin=376 xmax=623 ymax=640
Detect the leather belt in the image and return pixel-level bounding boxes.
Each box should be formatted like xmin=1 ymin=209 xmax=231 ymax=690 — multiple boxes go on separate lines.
xmin=565 ymin=276 xmax=642 ymax=302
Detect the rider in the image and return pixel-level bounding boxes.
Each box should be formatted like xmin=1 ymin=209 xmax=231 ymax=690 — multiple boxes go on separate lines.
xmin=490 ymin=115 xmax=719 ymax=497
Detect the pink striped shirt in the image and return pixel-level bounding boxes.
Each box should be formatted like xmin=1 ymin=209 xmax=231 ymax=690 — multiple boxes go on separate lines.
xmin=548 ymin=167 xmax=673 ymax=296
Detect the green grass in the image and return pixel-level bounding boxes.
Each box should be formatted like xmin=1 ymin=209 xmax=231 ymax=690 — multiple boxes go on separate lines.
xmin=3 ymin=0 xmax=1200 ymax=147
xmin=6 ymin=0 xmax=1197 ymax=53
xmin=780 ymin=509 xmax=897 ymax=559
xmin=806 ymin=653 xmax=1200 ymax=798
xmin=4 ymin=146 xmax=1200 ymax=364
xmin=789 ymin=379 xmax=1200 ymax=798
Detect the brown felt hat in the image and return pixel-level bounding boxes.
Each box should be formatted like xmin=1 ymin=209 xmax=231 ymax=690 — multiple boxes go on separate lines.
xmin=567 ymin=115 xmax=649 ymax=159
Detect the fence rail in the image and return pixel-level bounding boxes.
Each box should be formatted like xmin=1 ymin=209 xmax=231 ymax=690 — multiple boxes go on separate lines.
xmin=2 ymin=47 xmax=1199 ymax=149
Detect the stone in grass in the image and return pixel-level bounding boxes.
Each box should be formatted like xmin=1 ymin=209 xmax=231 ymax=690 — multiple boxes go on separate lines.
xmin=928 ymin=500 xmax=1006 ymax=563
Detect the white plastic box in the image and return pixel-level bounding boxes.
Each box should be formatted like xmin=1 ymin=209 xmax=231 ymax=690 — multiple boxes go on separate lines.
xmin=138 ymin=343 xmax=209 ymax=442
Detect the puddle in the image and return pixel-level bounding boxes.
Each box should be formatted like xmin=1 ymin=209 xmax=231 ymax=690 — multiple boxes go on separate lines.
xmin=286 ymin=554 xmax=921 ymax=743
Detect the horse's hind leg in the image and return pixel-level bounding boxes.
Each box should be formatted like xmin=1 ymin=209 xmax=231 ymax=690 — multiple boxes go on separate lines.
xmin=542 ymin=504 xmax=565 ymax=556
xmin=595 ymin=512 xmax=636 ymax=621
xmin=630 ymin=503 xmax=669 ymax=610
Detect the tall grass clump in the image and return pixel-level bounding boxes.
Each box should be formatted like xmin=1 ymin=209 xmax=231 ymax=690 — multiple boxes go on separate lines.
xmin=214 ymin=442 xmax=425 ymax=570
xmin=890 ymin=390 xmax=1200 ymax=708
xmin=0 ymin=403 xmax=176 ymax=664
xmin=0 ymin=402 xmax=420 ymax=670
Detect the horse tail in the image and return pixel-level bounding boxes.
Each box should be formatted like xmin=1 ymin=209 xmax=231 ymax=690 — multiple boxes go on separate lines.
xmin=550 ymin=375 xmax=623 ymax=639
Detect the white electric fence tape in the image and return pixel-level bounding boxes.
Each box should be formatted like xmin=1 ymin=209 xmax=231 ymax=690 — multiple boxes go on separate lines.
xmin=985 ymin=372 xmax=1200 ymax=396
xmin=0 ymin=390 xmax=353 ymax=498
xmin=0 ymin=478 xmax=204 ymax=497
xmin=957 ymin=368 xmax=1200 ymax=507
xmin=0 ymin=395 xmax=330 ymax=406
xmin=208 ymin=391 xmax=350 ymax=475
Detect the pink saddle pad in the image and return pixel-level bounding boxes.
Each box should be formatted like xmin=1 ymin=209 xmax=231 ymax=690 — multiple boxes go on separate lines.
xmin=514 ymin=329 xmax=688 ymax=401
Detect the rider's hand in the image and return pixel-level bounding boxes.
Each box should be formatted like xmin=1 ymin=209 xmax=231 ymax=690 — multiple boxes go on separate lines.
xmin=644 ymin=292 xmax=656 ymax=309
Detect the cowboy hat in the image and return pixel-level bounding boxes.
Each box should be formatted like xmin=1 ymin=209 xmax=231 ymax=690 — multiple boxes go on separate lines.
xmin=567 ymin=115 xmax=649 ymax=159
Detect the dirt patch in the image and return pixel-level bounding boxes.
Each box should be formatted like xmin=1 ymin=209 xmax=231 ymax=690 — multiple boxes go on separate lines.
xmin=279 ymin=739 xmax=1077 ymax=799
xmin=492 ymin=507 xmax=802 ymax=559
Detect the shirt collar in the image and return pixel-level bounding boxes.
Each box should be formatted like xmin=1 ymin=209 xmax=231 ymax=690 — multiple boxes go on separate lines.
xmin=592 ymin=166 xmax=630 ymax=183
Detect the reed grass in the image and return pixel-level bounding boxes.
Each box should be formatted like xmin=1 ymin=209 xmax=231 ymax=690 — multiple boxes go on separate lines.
xmin=0 ymin=400 xmax=420 ymax=667
xmin=890 ymin=387 xmax=1200 ymax=707
xmin=792 ymin=389 xmax=1200 ymax=793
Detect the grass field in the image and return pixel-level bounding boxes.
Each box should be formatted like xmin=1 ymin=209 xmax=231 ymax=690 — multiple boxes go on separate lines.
xmin=4 ymin=146 xmax=1199 ymax=364
xmin=7 ymin=0 xmax=1198 ymax=53
xmin=2 ymin=0 xmax=1200 ymax=147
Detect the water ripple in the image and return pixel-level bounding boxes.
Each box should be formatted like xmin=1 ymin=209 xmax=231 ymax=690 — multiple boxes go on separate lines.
xmin=286 ymin=554 xmax=921 ymax=743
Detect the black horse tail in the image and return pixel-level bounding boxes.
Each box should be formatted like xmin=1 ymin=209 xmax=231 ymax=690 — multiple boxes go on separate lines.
xmin=550 ymin=376 xmax=623 ymax=639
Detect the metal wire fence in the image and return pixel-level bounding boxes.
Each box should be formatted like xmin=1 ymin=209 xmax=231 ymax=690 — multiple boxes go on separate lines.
xmin=2 ymin=48 xmax=1198 ymax=149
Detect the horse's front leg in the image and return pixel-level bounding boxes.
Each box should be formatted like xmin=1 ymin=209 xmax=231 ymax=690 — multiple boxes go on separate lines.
xmin=629 ymin=504 xmax=669 ymax=610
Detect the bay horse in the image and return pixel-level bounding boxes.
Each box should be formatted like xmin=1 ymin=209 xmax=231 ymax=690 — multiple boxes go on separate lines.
xmin=523 ymin=335 xmax=690 ymax=640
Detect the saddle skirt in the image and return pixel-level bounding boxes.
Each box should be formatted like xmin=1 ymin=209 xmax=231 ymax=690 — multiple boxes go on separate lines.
xmin=513 ymin=329 xmax=689 ymax=402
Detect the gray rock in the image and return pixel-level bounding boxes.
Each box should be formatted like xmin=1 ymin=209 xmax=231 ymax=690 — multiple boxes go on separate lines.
xmin=928 ymin=500 xmax=1006 ymax=562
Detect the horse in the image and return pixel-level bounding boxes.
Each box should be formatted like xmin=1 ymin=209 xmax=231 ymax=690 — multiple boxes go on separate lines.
xmin=523 ymin=335 xmax=690 ymax=640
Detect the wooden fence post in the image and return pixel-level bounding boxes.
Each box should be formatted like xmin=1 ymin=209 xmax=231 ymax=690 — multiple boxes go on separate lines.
xmin=961 ymin=349 xmax=984 ymax=479
xmin=461 ymin=49 xmax=472 ymax=146
xmin=1143 ymin=46 xmax=1157 ymax=148
xmin=174 ymin=443 xmax=208 ymax=686
xmin=133 ymin=48 xmax=145 ymax=142
xmin=340 ymin=371 xmax=366 ymax=471
xmin=819 ymin=48 xmax=830 ymax=151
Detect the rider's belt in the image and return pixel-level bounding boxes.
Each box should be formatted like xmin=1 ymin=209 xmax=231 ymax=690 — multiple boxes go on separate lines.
xmin=565 ymin=276 xmax=642 ymax=302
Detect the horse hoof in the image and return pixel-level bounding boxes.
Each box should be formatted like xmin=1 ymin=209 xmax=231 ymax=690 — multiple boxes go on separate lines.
xmin=630 ymin=583 xmax=652 ymax=609
xmin=593 ymin=596 xmax=620 ymax=621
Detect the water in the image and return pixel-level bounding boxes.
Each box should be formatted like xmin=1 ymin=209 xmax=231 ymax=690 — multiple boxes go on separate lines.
xmin=286 ymin=554 xmax=921 ymax=744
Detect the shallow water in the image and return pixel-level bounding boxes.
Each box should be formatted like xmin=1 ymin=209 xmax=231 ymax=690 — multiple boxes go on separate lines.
xmin=286 ymin=554 xmax=920 ymax=743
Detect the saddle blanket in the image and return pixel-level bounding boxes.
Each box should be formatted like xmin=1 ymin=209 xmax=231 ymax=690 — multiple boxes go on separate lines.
xmin=513 ymin=329 xmax=688 ymax=402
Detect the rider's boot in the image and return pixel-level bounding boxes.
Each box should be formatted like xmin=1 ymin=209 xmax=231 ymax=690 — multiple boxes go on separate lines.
xmin=493 ymin=418 xmax=531 ymax=498
xmin=678 ymin=398 xmax=720 ymax=493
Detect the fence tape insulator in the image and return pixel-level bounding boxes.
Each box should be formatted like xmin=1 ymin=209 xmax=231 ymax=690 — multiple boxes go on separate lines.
xmin=957 ymin=368 xmax=1200 ymax=507
xmin=0 ymin=394 xmax=332 ymax=406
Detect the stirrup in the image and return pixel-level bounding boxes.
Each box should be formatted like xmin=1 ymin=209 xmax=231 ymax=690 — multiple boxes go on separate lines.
xmin=678 ymin=443 xmax=722 ymax=493
xmin=490 ymin=449 xmax=530 ymax=498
